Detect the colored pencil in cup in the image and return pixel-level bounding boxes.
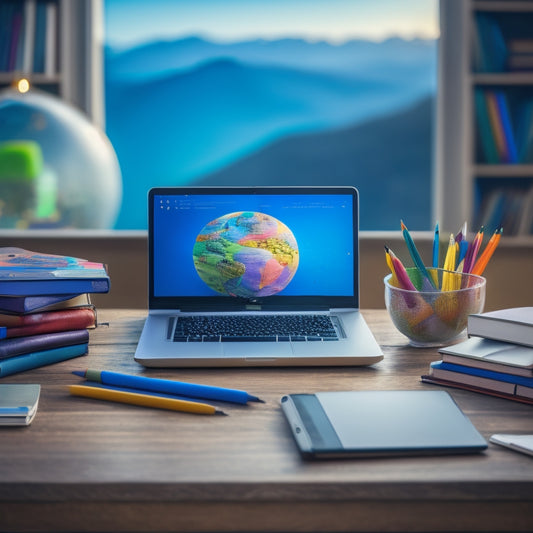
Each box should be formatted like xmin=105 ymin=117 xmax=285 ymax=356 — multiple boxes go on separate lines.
xmin=400 ymin=221 xmax=437 ymax=290
xmin=471 ymin=227 xmax=502 ymax=275
xmin=463 ymin=226 xmax=484 ymax=274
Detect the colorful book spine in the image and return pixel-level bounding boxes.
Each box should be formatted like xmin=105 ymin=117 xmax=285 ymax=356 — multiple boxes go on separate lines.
xmin=431 ymin=361 xmax=533 ymax=388
xmin=0 ymin=307 xmax=96 ymax=338
xmin=0 ymin=329 xmax=89 ymax=360
xmin=0 ymin=343 xmax=88 ymax=377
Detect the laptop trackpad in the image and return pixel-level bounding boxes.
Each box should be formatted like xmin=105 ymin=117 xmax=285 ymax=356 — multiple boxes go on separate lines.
xmin=222 ymin=342 xmax=293 ymax=357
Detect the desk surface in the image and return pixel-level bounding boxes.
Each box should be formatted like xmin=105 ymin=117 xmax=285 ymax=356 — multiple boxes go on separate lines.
xmin=1 ymin=309 xmax=532 ymax=533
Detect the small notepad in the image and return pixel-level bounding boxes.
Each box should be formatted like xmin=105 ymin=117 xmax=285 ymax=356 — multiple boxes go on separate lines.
xmin=0 ymin=384 xmax=41 ymax=426
xmin=490 ymin=434 xmax=533 ymax=457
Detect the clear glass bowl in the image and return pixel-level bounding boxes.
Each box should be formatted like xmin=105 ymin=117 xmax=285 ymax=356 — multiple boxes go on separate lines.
xmin=384 ymin=268 xmax=486 ymax=347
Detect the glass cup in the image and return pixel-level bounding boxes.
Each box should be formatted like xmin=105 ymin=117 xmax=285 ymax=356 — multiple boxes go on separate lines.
xmin=384 ymin=268 xmax=486 ymax=347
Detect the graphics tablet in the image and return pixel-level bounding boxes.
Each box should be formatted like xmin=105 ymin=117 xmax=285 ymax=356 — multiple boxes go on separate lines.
xmin=281 ymin=390 xmax=487 ymax=459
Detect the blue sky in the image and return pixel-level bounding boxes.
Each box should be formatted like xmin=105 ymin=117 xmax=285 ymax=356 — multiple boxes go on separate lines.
xmin=104 ymin=0 xmax=438 ymax=48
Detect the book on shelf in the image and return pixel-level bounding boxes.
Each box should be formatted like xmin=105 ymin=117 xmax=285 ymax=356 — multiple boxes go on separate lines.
xmin=468 ymin=307 xmax=533 ymax=348
xmin=0 ymin=306 xmax=96 ymax=338
xmin=473 ymin=13 xmax=508 ymax=73
xmin=0 ymin=0 xmax=57 ymax=76
xmin=0 ymin=247 xmax=110 ymax=296
xmin=0 ymin=329 xmax=89 ymax=360
xmin=476 ymin=185 xmax=533 ymax=236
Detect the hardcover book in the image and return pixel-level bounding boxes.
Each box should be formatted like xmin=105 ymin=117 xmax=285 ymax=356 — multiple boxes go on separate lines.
xmin=0 ymin=343 xmax=88 ymax=377
xmin=0 ymin=293 xmax=91 ymax=314
xmin=0 ymin=329 xmax=89 ymax=360
xmin=468 ymin=307 xmax=533 ymax=348
xmin=0 ymin=248 xmax=110 ymax=296
xmin=0 ymin=307 xmax=96 ymax=338
xmin=439 ymin=336 xmax=533 ymax=377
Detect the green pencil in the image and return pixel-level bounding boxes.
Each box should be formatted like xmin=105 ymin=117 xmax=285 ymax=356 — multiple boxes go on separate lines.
xmin=400 ymin=221 xmax=437 ymax=290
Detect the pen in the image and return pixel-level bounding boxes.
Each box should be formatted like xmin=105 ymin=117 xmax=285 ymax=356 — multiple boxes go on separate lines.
xmin=73 ymin=369 xmax=264 ymax=404
xmin=471 ymin=226 xmax=502 ymax=276
xmin=68 ymin=384 xmax=226 ymax=415
xmin=400 ymin=221 xmax=437 ymax=290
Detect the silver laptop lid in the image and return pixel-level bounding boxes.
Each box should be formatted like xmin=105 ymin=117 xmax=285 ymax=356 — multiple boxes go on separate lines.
xmin=149 ymin=186 xmax=360 ymax=312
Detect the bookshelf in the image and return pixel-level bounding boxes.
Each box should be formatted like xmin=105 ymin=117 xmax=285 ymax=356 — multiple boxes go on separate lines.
xmin=437 ymin=0 xmax=533 ymax=242
xmin=0 ymin=0 xmax=104 ymax=127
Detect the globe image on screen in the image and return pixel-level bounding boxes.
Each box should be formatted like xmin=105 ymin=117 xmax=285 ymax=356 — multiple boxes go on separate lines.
xmin=193 ymin=211 xmax=299 ymax=298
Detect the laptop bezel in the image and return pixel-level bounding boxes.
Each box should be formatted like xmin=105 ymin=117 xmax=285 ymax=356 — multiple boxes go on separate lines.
xmin=148 ymin=186 xmax=360 ymax=312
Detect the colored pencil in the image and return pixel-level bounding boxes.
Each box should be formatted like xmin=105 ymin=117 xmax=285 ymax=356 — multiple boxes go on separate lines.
xmin=471 ymin=227 xmax=502 ymax=275
xmin=463 ymin=227 xmax=484 ymax=273
xmin=432 ymin=222 xmax=440 ymax=268
xmin=69 ymin=384 xmax=227 ymax=415
xmin=400 ymin=221 xmax=437 ymax=290
xmin=385 ymin=246 xmax=417 ymax=291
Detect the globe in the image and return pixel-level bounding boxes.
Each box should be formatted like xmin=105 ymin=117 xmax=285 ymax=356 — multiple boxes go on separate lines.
xmin=193 ymin=211 xmax=299 ymax=298
xmin=0 ymin=86 xmax=122 ymax=229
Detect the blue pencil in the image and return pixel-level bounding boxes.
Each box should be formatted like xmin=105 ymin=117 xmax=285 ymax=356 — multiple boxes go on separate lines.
xmin=400 ymin=221 xmax=437 ymax=290
xmin=432 ymin=221 xmax=439 ymax=268
xmin=73 ymin=369 xmax=263 ymax=404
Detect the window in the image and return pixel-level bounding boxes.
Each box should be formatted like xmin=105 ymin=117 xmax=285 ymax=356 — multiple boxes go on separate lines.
xmin=104 ymin=0 xmax=438 ymax=230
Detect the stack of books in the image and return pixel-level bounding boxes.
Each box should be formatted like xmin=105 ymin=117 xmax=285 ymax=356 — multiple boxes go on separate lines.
xmin=422 ymin=307 xmax=533 ymax=405
xmin=0 ymin=247 xmax=110 ymax=377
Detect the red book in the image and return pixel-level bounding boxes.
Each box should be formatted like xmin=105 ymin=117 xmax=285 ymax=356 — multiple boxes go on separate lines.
xmin=0 ymin=307 xmax=96 ymax=339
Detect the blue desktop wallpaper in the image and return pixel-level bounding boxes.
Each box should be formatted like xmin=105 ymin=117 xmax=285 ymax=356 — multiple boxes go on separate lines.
xmin=153 ymin=193 xmax=354 ymax=298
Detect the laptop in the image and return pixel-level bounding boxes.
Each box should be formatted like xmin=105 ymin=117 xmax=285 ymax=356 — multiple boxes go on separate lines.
xmin=134 ymin=186 xmax=383 ymax=367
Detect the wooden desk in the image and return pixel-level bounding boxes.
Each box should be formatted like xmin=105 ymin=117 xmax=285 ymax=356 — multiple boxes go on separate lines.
xmin=1 ymin=309 xmax=532 ymax=533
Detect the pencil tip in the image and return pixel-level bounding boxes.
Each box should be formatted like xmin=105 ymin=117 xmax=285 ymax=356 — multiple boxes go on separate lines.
xmin=72 ymin=370 xmax=86 ymax=377
xmin=215 ymin=410 xmax=228 ymax=416
xmin=252 ymin=397 xmax=265 ymax=403
xmin=384 ymin=245 xmax=390 ymax=253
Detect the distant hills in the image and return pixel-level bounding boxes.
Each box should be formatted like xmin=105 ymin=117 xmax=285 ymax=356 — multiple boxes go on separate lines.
xmin=104 ymin=36 xmax=436 ymax=229
xmin=196 ymin=96 xmax=434 ymax=230
xmin=106 ymin=35 xmax=437 ymax=82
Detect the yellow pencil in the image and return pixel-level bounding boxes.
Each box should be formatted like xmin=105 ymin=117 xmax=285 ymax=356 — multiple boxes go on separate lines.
xmin=68 ymin=385 xmax=227 ymax=415
xmin=442 ymin=233 xmax=457 ymax=291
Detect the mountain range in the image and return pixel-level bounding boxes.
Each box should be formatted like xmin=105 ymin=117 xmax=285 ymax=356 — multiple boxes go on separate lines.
xmin=197 ymin=96 xmax=433 ymax=230
xmin=104 ymin=36 xmax=436 ymax=229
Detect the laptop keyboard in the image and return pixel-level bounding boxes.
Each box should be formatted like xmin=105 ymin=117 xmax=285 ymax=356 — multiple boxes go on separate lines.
xmin=171 ymin=314 xmax=340 ymax=342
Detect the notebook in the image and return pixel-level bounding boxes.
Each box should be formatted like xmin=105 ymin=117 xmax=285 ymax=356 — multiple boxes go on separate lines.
xmin=134 ymin=186 xmax=383 ymax=367
xmin=281 ymin=390 xmax=488 ymax=459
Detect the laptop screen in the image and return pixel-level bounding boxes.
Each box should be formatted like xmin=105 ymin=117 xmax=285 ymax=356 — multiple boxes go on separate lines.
xmin=149 ymin=187 xmax=359 ymax=311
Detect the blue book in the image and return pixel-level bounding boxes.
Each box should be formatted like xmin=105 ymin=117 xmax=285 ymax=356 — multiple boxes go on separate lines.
xmin=0 ymin=248 xmax=110 ymax=296
xmin=494 ymin=91 xmax=518 ymax=163
xmin=475 ymin=13 xmax=508 ymax=73
xmin=0 ymin=343 xmax=88 ymax=377
xmin=430 ymin=361 xmax=533 ymax=388
xmin=475 ymin=89 xmax=499 ymax=164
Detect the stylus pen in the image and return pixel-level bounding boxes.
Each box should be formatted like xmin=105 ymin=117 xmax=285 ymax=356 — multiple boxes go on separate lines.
xmin=73 ymin=368 xmax=264 ymax=404
xmin=69 ymin=385 xmax=226 ymax=415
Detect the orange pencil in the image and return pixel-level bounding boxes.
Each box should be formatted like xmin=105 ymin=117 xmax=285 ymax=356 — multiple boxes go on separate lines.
xmin=471 ymin=227 xmax=502 ymax=275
